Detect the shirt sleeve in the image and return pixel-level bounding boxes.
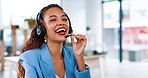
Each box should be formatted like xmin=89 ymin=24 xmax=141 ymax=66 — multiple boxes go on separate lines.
xmin=74 ymin=64 xmax=91 ymax=78
xmin=19 ymin=55 xmax=38 ymax=78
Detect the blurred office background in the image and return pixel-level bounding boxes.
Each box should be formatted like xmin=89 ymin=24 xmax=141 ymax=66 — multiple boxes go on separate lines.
xmin=1 ymin=0 xmax=148 ymax=78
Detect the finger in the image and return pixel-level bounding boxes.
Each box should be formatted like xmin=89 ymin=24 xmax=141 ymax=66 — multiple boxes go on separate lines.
xmin=70 ymin=35 xmax=74 ymax=43
xmin=73 ymin=36 xmax=78 ymax=43
xmin=77 ymin=36 xmax=86 ymax=40
xmin=71 ymin=34 xmax=87 ymax=43
xmin=75 ymin=34 xmax=85 ymax=38
xmin=75 ymin=35 xmax=87 ymax=42
xmin=70 ymin=35 xmax=77 ymax=43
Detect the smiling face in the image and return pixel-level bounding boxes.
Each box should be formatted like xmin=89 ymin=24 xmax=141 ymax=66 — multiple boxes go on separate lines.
xmin=42 ymin=7 xmax=69 ymax=43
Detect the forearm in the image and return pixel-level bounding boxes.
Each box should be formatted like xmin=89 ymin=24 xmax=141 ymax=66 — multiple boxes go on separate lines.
xmin=74 ymin=54 xmax=86 ymax=71
xmin=71 ymin=34 xmax=88 ymax=71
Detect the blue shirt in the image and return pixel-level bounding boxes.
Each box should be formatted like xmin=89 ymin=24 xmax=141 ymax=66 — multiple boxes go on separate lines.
xmin=19 ymin=43 xmax=91 ymax=78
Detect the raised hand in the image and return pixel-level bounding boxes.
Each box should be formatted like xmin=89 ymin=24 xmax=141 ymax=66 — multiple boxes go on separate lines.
xmin=70 ymin=34 xmax=87 ymax=56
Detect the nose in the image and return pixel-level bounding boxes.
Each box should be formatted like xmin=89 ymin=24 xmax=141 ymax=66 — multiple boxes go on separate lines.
xmin=57 ymin=23 xmax=65 ymax=26
xmin=57 ymin=19 xmax=67 ymax=26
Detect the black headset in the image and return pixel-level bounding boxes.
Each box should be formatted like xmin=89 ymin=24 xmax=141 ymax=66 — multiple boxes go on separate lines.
xmin=36 ymin=4 xmax=73 ymax=38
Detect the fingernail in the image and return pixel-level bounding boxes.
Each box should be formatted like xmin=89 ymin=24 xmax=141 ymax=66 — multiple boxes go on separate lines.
xmin=72 ymin=36 xmax=77 ymax=42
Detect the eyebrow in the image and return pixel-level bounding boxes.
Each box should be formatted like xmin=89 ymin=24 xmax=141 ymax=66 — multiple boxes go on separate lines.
xmin=48 ymin=14 xmax=66 ymax=19
xmin=49 ymin=15 xmax=57 ymax=19
xmin=61 ymin=15 xmax=66 ymax=18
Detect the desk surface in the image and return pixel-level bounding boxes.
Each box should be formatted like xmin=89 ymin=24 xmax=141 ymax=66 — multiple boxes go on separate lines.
xmin=84 ymin=54 xmax=105 ymax=60
xmin=5 ymin=56 xmax=19 ymax=63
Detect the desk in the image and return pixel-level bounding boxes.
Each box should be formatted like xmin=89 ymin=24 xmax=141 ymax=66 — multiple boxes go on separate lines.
xmin=84 ymin=54 xmax=106 ymax=78
xmin=5 ymin=56 xmax=19 ymax=64
xmin=84 ymin=54 xmax=105 ymax=69
xmin=4 ymin=56 xmax=19 ymax=78
xmin=84 ymin=54 xmax=105 ymax=60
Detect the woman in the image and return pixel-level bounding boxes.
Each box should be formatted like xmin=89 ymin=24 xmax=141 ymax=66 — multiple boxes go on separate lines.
xmin=18 ymin=4 xmax=91 ymax=78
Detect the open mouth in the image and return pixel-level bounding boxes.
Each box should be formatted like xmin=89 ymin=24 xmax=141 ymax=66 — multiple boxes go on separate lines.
xmin=55 ymin=27 xmax=67 ymax=35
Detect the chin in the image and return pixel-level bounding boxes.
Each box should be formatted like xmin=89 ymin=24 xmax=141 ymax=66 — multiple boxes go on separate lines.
xmin=58 ymin=38 xmax=66 ymax=42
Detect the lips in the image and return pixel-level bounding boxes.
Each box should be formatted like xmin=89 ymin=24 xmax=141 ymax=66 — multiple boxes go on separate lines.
xmin=56 ymin=28 xmax=66 ymax=33
xmin=55 ymin=27 xmax=67 ymax=35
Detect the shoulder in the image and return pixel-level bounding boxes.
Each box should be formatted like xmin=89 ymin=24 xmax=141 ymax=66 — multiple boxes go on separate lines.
xmin=19 ymin=48 xmax=40 ymax=64
xmin=20 ymin=48 xmax=40 ymax=58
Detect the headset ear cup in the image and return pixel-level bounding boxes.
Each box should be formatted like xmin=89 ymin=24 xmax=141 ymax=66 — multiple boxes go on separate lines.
xmin=37 ymin=27 xmax=41 ymax=35
xmin=36 ymin=25 xmax=46 ymax=37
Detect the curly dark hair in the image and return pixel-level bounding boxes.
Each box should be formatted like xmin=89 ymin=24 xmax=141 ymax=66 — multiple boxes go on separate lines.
xmin=17 ymin=4 xmax=64 ymax=78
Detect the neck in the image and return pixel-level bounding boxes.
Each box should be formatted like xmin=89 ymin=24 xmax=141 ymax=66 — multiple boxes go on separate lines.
xmin=46 ymin=41 xmax=63 ymax=60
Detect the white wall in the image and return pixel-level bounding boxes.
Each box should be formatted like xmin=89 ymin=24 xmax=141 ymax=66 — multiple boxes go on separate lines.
xmin=85 ymin=0 xmax=103 ymax=51
xmin=61 ymin=0 xmax=86 ymax=34
xmin=61 ymin=0 xmax=103 ymax=52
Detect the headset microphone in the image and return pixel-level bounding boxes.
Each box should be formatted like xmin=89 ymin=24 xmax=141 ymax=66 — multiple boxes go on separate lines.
xmin=65 ymin=34 xmax=72 ymax=38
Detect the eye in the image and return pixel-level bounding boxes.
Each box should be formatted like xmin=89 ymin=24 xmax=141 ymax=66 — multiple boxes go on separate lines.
xmin=62 ymin=18 xmax=68 ymax=21
xmin=50 ymin=18 xmax=56 ymax=22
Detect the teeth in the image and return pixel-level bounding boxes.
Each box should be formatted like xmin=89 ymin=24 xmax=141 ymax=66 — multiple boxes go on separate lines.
xmin=56 ymin=28 xmax=66 ymax=33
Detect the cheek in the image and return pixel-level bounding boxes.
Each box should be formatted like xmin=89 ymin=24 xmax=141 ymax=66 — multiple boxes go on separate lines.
xmin=46 ymin=26 xmax=54 ymax=34
xmin=44 ymin=22 xmax=55 ymax=32
xmin=46 ymin=27 xmax=55 ymax=39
